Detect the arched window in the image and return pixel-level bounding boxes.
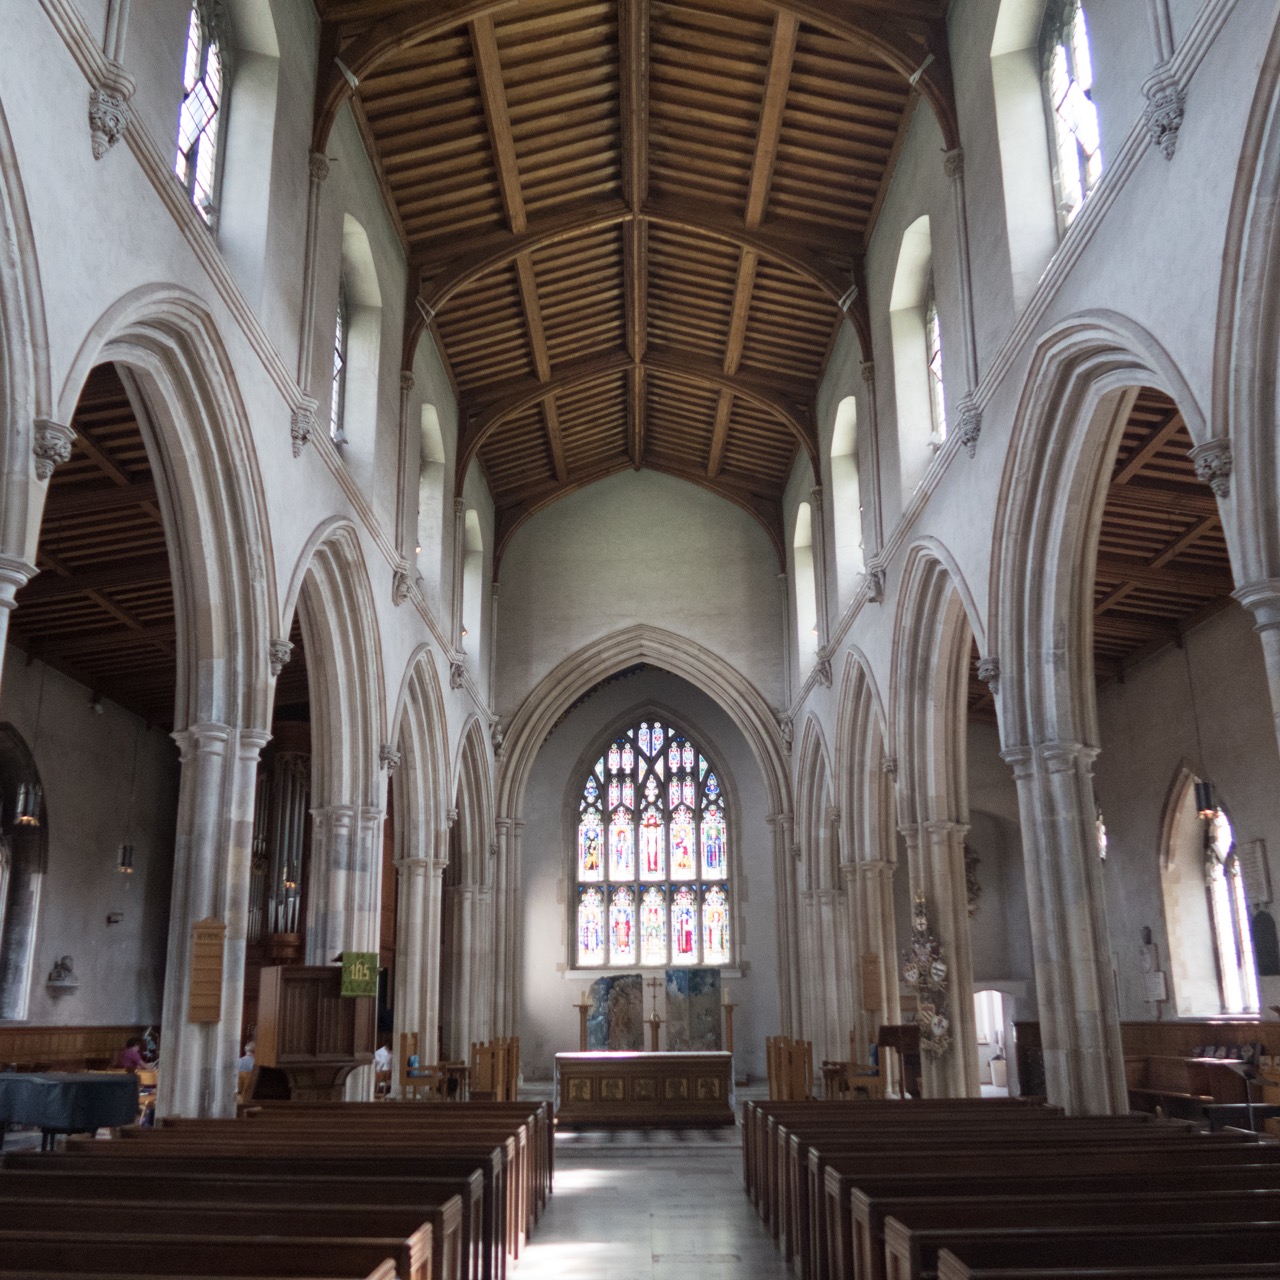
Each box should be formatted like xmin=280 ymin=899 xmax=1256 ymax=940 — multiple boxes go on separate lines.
xmin=793 ymin=502 xmax=818 ymax=671
xmin=575 ymin=718 xmax=731 ymax=969
xmin=174 ymin=1 xmax=227 ymax=225
xmin=416 ymin=404 xmax=447 ymax=593
xmin=460 ymin=508 xmax=483 ymax=656
xmin=828 ymin=396 xmax=864 ymax=604
xmin=1042 ymin=0 xmax=1102 ymax=228
xmin=924 ymin=273 xmax=946 ymax=441
xmin=1162 ymin=775 xmax=1260 ymax=1016
xmin=330 ymin=278 xmax=349 ymax=444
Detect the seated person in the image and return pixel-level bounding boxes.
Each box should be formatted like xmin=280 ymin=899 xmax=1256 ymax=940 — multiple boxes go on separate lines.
xmin=374 ymin=1040 xmax=392 ymax=1073
xmin=114 ymin=1036 xmax=145 ymax=1072
xmin=238 ymin=1039 xmax=256 ymax=1073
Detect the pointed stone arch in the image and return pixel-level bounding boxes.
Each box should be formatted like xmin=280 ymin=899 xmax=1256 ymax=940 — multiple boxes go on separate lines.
xmin=891 ymin=542 xmax=982 ymax=1097
xmin=0 ymin=92 xmax=51 ymax=627
xmin=389 ymin=644 xmax=452 ymax=1066
xmin=495 ymin=624 xmax=793 ymax=1033
xmin=986 ymin=311 xmax=1202 ymax=1113
xmin=283 ymin=520 xmax=386 ymax=964
xmin=835 ymin=648 xmax=901 ymax=1047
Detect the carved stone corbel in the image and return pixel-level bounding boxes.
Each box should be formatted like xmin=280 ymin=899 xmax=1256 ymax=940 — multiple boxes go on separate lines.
xmin=1142 ymin=65 xmax=1185 ymax=160
xmin=380 ymin=744 xmax=401 ymax=774
xmin=291 ymin=397 xmax=318 ymax=457
xmin=815 ymin=648 xmax=833 ymax=688
xmin=866 ymin=566 xmax=886 ymax=604
xmin=309 ymin=151 xmax=331 ymax=184
xmin=89 ymin=62 xmax=135 ymax=161
xmin=778 ymin=714 xmax=794 ymax=751
xmin=957 ymin=395 xmax=982 ymax=459
xmin=446 ymin=807 xmax=459 ymax=828
xmin=491 ymin=719 xmax=506 ymax=756
xmin=976 ymin=656 xmax=1000 ymax=693
xmin=882 ymin=755 xmax=899 ymax=781
xmin=269 ymin=638 xmax=293 ymax=677
xmin=1189 ymin=438 xmax=1232 ymax=499
xmin=943 ymin=147 xmax=964 ymax=181
xmin=449 ymin=661 xmax=465 ymax=690
xmin=33 ymin=420 xmax=76 ymax=481
xmin=392 ymin=564 xmax=412 ymax=606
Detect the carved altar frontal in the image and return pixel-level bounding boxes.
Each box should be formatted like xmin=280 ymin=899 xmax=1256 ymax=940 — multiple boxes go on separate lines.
xmin=554 ymin=1051 xmax=735 ymax=1128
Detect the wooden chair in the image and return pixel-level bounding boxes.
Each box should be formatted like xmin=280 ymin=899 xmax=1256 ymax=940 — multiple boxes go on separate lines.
xmin=470 ymin=1041 xmax=499 ymax=1101
xmin=399 ymin=1032 xmax=439 ymax=1101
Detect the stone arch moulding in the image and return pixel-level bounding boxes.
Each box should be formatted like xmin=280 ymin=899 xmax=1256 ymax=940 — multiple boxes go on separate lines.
xmin=390 ymin=643 xmax=451 ymax=839
xmin=989 ymin=310 xmax=1208 ymax=750
xmin=794 ymin=713 xmax=835 ymax=881
xmin=453 ymin=714 xmax=494 ymax=888
xmin=835 ymin=646 xmax=892 ymax=856
xmin=282 ymin=517 xmax=386 ymax=809
xmin=497 ymin=625 xmax=791 ymax=825
xmin=0 ymin=93 xmax=52 ymax=576
xmin=58 ymin=284 xmax=277 ymax=733
xmin=1214 ymin=10 xmax=1280 ymax=587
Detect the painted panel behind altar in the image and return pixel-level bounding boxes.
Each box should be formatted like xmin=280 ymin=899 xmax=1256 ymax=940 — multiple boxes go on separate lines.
xmin=666 ymin=968 xmax=721 ymax=1050
xmin=587 ymin=973 xmax=644 ymax=1050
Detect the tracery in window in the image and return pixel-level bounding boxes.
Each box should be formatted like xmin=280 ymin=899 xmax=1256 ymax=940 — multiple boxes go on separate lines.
xmin=331 ymin=279 xmax=349 ymax=443
xmin=1042 ymin=0 xmax=1102 ymax=227
xmin=174 ymin=2 xmax=225 ymax=224
xmin=924 ymin=274 xmax=946 ymax=441
xmin=575 ymin=718 xmax=731 ymax=969
xmin=1203 ymin=804 xmax=1260 ymax=1015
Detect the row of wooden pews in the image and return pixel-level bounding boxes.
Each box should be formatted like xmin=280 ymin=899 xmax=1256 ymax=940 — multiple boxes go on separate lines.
xmin=0 ymin=1097 xmax=552 ymax=1280
xmin=744 ymin=1095 xmax=1280 ymax=1280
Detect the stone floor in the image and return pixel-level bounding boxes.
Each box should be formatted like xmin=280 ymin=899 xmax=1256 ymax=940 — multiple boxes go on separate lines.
xmin=515 ymin=1124 xmax=792 ymax=1280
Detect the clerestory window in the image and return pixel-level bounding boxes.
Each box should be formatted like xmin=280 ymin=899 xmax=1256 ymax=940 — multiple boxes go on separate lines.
xmin=174 ymin=1 xmax=226 ymax=225
xmin=330 ymin=278 xmax=349 ymax=444
xmin=1042 ymin=0 xmax=1102 ymax=228
xmin=924 ymin=273 xmax=946 ymax=441
xmin=575 ymin=718 xmax=731 ymax=969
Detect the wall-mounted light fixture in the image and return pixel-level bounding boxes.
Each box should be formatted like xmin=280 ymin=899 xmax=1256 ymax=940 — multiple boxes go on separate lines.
xmin=117 ymin=842 xmax=135 ymax=874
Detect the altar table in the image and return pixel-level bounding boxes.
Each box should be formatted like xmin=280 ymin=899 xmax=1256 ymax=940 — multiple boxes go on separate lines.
xmin=0 ymin=1072 xmax=139 ymax=1148
xmin=554 ymin=1051 xmax=734 ymax=1128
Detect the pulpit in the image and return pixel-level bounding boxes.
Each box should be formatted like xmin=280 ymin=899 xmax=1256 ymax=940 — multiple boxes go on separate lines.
xmin=255 ymin=965 xmax=375 ymax=1101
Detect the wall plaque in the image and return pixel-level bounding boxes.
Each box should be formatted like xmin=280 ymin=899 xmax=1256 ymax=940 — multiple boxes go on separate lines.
xmin=188 ymin=918 xmax=226 ymax=1023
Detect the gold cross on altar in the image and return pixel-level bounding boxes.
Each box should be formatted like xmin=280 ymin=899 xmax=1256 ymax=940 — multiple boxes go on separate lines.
xmin=646 ymin=975 xmax=663 ymax=1018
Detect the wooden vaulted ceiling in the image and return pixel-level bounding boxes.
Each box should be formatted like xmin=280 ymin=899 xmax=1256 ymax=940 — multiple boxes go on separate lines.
xmin=315 ymin=0 xmax=952 ymax=556
xmin=968 ymin=387 xmax=1235 ymax=724
xmin=12 ymin=366 xmax=178 ymax=729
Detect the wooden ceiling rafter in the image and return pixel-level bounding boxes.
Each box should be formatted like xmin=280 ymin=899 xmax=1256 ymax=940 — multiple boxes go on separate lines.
xmin=322 ymin=0 xmax=950 ymax=562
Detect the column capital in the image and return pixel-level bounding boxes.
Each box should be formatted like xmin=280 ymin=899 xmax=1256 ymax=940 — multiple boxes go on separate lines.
xmin=1233 ymin=578 xmax=1280 ymax=630
xmin=809 ymin=484 xmax=824 ymax=512
xmin=34 ymin=419 xmax=76 ymax=481
xmin=238 ymin=727 xmax=273 ymax=755
xmin=1040 ymin=740 xmax=1099 ymax=774
xmin=1000 ymin=744 xmax=1036 ymax=779
xmin=171 ymin=722 xmax=235 ymax=760
xmin=0 ymin=554 xmax=38 ymax=608
xmin=309 ymin=150 xmax=331 ymax=183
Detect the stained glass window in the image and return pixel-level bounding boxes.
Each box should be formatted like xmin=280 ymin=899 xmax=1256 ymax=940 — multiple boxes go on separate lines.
xmin=574 ymin=717 xmax=733 ymax=967
xmin=174 ymin=2 xmax=225 ymax=225
xmin=331 ymin=278 xmax=349 ymax=444
xmin=1042 ymin=0 xmax=1103 ymax=228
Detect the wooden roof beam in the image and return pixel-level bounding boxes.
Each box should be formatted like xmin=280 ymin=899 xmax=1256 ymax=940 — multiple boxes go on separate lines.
xmin=620 ymin=0 xmax=649 ymax=463
xmin=745 ymin=12 xmax=798 ymax=230
xmin=1112 ymin=407 xmax=1184 ymax=487
xmin=543 ymin=400 xmax=569 ymax=484
xmin=40 ymin=481 xmax=159 ymax=517
xmin=469 ymin=13 xmax=526 ymax=234
xmin=515 ymin=253 xmax=551 ymax=383
xmin=1094 ymin=553 xmax=1233 ymax=597
xmin=629 ymin=364 xmax=646 ymax=468
xmin=707 ymin=389 xmax=733 ymax=479
xmin=1149 ymin=514 xmax=1221 ymax=571
xmin=414 ymin=200 xmax=853 ymax=325
xmin=723 ymin=249 xmax=759 ymax=379
xmin=19 ymin=554 xmax=173 ymax=603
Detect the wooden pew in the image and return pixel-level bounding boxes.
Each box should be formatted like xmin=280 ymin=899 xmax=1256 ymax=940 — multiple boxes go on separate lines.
xmin=819 ymin=1144 xmax=1280 ymax=1280
xmin=0 ymin=1167 xmax=483 ymax=1280
xmin=861 ymin=1188 xmax=1280 ymax=1280
xmin=7 ymin=1145 xmax=509 ymax=1280
xmin=0 ymin=1232 xmax=425 ymax=1280
xmin=889 ymin=1223 xmax=1280 ymax=1280
xmin=937 ymin=1255 xmax=1280 ymax=1280
xmin=0 ymin=1191 xmax=464 ymax=1280
xmin=136 ymin=1115 xmax=530 ymax=1260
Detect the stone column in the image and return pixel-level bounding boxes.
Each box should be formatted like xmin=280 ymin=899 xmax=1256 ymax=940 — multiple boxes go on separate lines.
xmin=158 ymin=724 xmax=270 ymax=1118
xmin=1234 ymin=580 xmax=1280 ymax=757
xmin=943 ymin=148 xmax=984 ymax=457
xmin=306 ymin=804 xmax=356 ymax=964
xmin=352 ymin=803 xmax=385 ymax=954
xmin=453 ymin=884 xmax=476 ymax=1057
xmin=393 ymin=853 xmax=430 ymax=1089
xmin=854 ymin=858 xmax=899 ymax=1053
xmin=0 ymin=554 xmax=37 ymax=696
xmin=1003 ymin=742 xmax=1126 ymax=1114
xmin=917 ymin=819 xmax=980 ymax=1097
xmin=768 ymin=813 xmax=800 ymax=1034
xmin=424 ymin=849 xmax=448 ymax=1063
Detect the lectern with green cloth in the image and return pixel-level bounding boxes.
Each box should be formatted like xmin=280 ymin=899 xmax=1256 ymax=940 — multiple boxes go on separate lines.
xmin=255 ymin=963 xmax=376 ymax=1101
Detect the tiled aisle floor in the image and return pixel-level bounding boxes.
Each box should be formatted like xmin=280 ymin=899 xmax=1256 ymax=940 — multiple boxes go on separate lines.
xmin=516 ymin=1126 xmax=794 ymax=1280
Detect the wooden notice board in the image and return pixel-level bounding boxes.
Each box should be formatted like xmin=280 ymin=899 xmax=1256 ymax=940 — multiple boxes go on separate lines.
xmin=188 ymin=918 xmax=226 ymax=1023
xmin=861 ymin=952 xmax=882 ymax=1012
